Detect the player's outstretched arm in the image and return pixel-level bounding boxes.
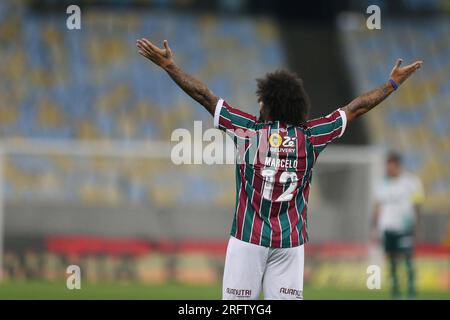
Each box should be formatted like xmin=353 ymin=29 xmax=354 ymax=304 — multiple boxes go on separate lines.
xmin=342 ymin=59 xmax=423 ymax=122
xmin=136 ymin=38 xmax=219 ymax=116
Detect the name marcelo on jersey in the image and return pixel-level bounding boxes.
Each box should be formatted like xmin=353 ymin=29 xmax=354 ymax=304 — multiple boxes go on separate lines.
xmin=264 ymin=157 xmax=298 ymax=169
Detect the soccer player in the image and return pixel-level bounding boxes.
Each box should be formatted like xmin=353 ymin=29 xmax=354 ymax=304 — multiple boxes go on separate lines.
xmin=136 ymin=38 xmax=422 ymax=299
xmin=371 ymin=152 xmax=425 ymax=299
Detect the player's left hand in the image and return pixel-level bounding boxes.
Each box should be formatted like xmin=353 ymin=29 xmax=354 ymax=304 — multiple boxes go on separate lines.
xmin=137 ymin=38 xmax=174 ymax=69
xmin=389 ymin=59 xmax=423 ymax=86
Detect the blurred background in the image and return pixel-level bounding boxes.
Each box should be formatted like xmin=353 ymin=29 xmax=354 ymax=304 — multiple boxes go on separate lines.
xmin=0 ymin=0 xmax=449 ymax=299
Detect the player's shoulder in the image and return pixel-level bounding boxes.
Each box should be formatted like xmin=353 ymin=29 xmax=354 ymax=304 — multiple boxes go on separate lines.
xmin=401 ymin=171 xmax=421 ymax=183
xmin=378 ymin=177 xmax=391 ymax=189
xmin=305 ymin=109 xmax=342 ymax=126
xmin=400 ymin=172 xmax=423 ymax=191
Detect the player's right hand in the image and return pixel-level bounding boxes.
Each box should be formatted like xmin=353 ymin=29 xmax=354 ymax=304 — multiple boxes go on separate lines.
xmin=137 ymin=38 xmax=174 ymax=69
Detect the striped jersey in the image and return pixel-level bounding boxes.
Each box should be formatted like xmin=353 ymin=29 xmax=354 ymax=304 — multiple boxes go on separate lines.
xmin=214 ymin=98 xmax=347 ymax=248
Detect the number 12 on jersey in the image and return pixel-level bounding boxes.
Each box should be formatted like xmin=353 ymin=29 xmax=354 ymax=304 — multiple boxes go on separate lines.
xmin=261 ymin=168 xmax=298 ymax=202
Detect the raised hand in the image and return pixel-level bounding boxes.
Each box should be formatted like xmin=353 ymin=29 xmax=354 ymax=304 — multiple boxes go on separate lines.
xmin=137 ymin=38 xmax=174 ymax=69
xmin=389 ymin=59 xmax=423 ymax=86
xmin=342 ymin=58 xmax=423 ymax=122
xmin=136 ymin=37 xmax=218 ymax=114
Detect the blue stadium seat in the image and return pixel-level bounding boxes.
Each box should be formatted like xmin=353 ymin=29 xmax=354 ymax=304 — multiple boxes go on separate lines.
xmin=0 ymin=6 xmax=283 ymax=205
xmin=340 ymin=18 xmax=450 ymax=211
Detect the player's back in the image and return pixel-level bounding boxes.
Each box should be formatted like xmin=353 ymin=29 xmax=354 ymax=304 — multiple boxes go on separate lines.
xmin=214 ymin=99 xmax=347 ymax=248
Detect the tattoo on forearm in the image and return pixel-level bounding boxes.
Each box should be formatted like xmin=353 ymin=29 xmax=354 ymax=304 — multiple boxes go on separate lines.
xmin=164 ymin=63 xmax=218 ymax=115
xmin=343 ymin=82 xmax=394 ymax=119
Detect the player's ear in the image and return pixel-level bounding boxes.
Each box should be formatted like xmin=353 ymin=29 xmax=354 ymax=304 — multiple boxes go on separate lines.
xmin=259 ymin=101 xmax=270 ymax=121
xmin=259 ymin=100 xmax=266 ymax=112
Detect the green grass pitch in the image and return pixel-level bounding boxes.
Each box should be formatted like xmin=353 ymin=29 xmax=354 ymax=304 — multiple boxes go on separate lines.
xmin=0 ymin=282 xmax=449 ymax=300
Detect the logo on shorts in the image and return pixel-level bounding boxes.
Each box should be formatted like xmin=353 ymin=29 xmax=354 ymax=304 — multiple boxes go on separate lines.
xmin=280 ymin=287 xmax=303 ymax=299
xmin=226 ymin=288 xmax=252 ymax=298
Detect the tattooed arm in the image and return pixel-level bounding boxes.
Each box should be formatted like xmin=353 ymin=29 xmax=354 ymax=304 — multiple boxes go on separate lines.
xmin=137 ymin=38 xmax=218 ymax=116
xmin=342 ymin=59 xmax=423 ymax=122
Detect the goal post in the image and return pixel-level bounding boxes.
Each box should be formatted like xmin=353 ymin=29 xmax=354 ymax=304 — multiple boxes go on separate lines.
xmin=309 ymin=145 xmax=384 ymax=242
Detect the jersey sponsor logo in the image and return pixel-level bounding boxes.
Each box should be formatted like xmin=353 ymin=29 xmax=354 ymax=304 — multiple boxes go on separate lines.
xmin=282 ymin=136 xmax=296 ymax=148
xmin=226 ymin=287 xmax=252 ymax=298
xmin=279 ymin=287 xmax=303 ymax=299
xmin=269 ymin=133 xmax=282 ymax=148
xmin=269 ymin=133 xmax=296 ymax=153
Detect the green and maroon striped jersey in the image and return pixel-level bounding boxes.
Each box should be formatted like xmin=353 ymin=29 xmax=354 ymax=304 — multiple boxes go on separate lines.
xmin=214 ymin=99 xmax=347 ymax=248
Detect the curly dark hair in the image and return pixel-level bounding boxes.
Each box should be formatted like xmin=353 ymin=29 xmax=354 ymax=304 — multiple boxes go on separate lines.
xmin=256 ymin=70 xmax=310 ymax=126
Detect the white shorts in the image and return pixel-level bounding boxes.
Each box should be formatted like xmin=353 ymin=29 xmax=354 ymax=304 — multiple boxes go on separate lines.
xmin=222 ymin=236 xmax=304 ymax=300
